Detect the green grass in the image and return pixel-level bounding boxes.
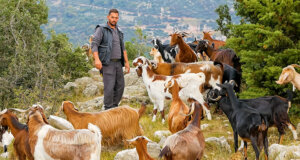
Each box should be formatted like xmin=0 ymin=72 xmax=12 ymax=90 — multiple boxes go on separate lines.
xmin=2 ymin=97 xmax=299 ymax=160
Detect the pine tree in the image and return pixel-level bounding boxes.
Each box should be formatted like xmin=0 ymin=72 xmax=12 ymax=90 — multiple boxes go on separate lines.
xmin=216 ymin=0 xmax=300 ymax=104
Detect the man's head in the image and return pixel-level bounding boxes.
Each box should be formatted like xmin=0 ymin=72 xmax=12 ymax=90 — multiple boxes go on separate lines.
xmin=107 ymin=9 xmax=119 ymax=27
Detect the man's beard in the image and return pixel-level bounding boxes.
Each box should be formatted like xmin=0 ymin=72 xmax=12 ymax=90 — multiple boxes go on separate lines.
xmin=109 ymin=21 xmax=117 ymax=26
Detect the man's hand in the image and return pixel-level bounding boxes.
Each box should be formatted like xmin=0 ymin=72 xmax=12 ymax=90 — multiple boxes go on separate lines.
xmin=94 ymin=59 xmax=102 ymax=70
xmin=125 ymin=62 xmax=130 ymax=74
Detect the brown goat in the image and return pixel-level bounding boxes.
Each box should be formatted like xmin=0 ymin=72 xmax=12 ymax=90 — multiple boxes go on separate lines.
xmin=127 ymin=136 xmax=155 ymax=160
xmin=58 ymin=101 xmax=145 ymax=145
xmin=164 ymin=79 xmax=190 ymax=133
xmin=276 ymin=64 xmax=300 ymax=91
xmin=203 ymin=31 xmax=226 ymax=50
xmin=170 ymin=32 xmax=198 ymax=63
xmin=159 ymin=102 xmax=205 ymax=159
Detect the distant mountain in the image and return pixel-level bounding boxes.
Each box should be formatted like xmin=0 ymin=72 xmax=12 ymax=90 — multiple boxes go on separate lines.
xmin=43 ymin=0 xmax=239 ymax=46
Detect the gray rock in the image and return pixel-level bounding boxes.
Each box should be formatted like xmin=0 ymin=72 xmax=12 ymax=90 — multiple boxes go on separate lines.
xmin=205 ymin=136 xmax=231 ymax=153
xmin=76 ymin=96 xmax=104 ymax=110
xmin=201 ymin=124 xmax=209 ymax=130
xmin=154 ymin=130 xmax=171 ymax=139
xmin=88 ymin=68 xmax=100 ymax=77
xmin=124 ymin=68 xmax=143 ymax=87
xmin=114 ymin=141 xmax=160 ymax=160
xmin=74 ymin=77 xmax=94 ymax=87
xmin=269 ymin=144 xmax=300 ymax=160
xmin=83 ymin=83 xmax=99 ymax=97
xmin=64 ymin=82 xmax=78 ymax=91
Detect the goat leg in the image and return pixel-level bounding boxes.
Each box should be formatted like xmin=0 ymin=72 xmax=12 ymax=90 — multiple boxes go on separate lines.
xmin=250 ymin=136 xmax=260 ymax=160
xmin=243 ymin=141 xmax=248 ymax=160
xmin=234 ymin=131 xmax=238 ymax=152
xmin=152 ymin=109 xmax=158 ymax=122
xmin=263 ymin=131 xmax=269 ymax=160
xmin=160 ymin=110 xmax=165 ymax=124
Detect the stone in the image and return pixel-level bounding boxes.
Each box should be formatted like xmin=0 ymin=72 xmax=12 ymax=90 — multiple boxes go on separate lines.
xmin=83 ymin=83 xmax=99 ymax=97
xmin=63 ymin=82 xmax=78 ymax=91
xmin=74 ymin=77 xmax=95 ymax=87
xmin=205 ymin=136 xmax=231 ymax=153
xmin=76 ymin=96 xmax=104 ymax=110
xmin=201 ymin=124 xmax=209 ymax=130
xmin=269 ymin=144 xmax=300 ymax=160
xmin=154 ymin=130 xmax=171 ymax=139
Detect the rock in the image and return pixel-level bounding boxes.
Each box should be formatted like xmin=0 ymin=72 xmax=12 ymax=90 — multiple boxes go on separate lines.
xmin=159 ymin=136 xmax=167 ymax=147
xmin=205 ymin=136 xmax=231 ymax=153
xmin=74 ymin=77 xmax=95 ymax=87
xmin=88 ymin=68 xmax=100 ymax=77
xmin=114 ymin=142 xmax=161 ymax=160
xmin=269 ymin=144 xmax=300 ymax=160
xmin=123 ymin=85 xmax=146 ymax=97
xmin=124 ymin=68 xmax=143 ymax=87
xmin=114 ymin=148 xmax=138 ymax=160
xmin=83 ymin=83 xmax=99 ymax=97
xmin=147 ymin=142 xmax=161 ymax=158
xmin=201 ymin=124 xmax=209 ymax=130
xmin=63 ymin=82 xmax=78 ymax=91
xmin=48 ymin=115 xmax=74 ymax=130
xmin=154 ymin=130 xmax=171 ymax=139
xmin=76 ymin=96 xmax=104 ymax=110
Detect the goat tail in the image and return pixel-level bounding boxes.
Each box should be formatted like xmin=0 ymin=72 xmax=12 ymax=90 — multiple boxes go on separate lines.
xmin=88 ymin=123 xmax=102 ymax=144
xmin=138 ymin=102 xmax=147 ymax=119
xmin=159 ymin=145 xmax=172 ymax=159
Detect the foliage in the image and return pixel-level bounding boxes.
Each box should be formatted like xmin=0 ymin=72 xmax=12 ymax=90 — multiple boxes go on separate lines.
xmin=215 ymin=4 xmax=232 ymax=37
xmin=0 ymin=0 xmax=91 ymax=109
xmin=125 ymin=27 xmax=151 ymax=62
xmin=216 ymin=0 xmax=300 ymax=112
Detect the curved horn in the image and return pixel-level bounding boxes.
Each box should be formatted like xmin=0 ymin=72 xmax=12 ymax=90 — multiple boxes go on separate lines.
xmin=180 ymin=103 xmax=195 ymax=117
xmin=229 ymin=80 xmax=238 ymax=87
xmin=0 ymin=109 xmax=8 ymax=115
xmin=127 ymin=136 xmax=141 ymax=142
xmin=209 ymin=95 xmax=222 ymax=101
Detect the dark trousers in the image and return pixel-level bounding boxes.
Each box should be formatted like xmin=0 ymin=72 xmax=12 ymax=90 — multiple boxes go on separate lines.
xmin=102 ymin=61 xmax=124 ymax=110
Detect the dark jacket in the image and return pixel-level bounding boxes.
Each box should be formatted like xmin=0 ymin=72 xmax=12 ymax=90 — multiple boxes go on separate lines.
xmin=92 ymin=23 xmax=125 ymax=66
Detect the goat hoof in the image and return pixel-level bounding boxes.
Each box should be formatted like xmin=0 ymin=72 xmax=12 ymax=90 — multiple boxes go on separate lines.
xmin=152 ymin=115 xmax=156 ymax=122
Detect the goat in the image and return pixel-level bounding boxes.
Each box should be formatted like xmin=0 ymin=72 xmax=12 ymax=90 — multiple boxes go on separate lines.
xmin=213 ymin=82 xmax=269 ymax=160
xmin=203 ymin=31 xmax=226 ymax=50
xmin=151 ymin=38 xmax=197 ymax=63
xmin=209 ymin=87 xmax=297 ymax=150
xmin=135 ymin=63 xmax=212 ymax=122
xmin=27 ymin=106 xmax=102 ymax=160
xmin=57 ymin=101 xmax=145 ymax=145
xmin=159 ymin=101 xmax=205 ymax=159
xmin=195 ymin=40 xmax=241 ymax=72
xmin=0 ymin=105 xmax=46 ymax=160
xmin=276 ymin=64 xmax=300 ymax=91
xmin=127 ymin=136 xmax=155 ymax=160
xmin=169 ymin=32 xmax=198 ymax=63
xmin=133 ymin=56 xmax=223 ymax=90
xmin=164 ymin=78 xmax=190 ymax=133
xmin=150 ymin=47 xmax=164 ymax=63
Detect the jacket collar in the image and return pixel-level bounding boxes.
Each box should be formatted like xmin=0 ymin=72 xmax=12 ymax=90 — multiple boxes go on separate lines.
xmin=104 ymin=22 xmax=119 ymax=31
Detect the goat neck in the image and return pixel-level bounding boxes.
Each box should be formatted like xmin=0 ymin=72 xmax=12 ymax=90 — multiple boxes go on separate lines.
xmin=190 ymin=102 xmax=202 ymax=128
xmin=141 ymin=65 xmax=155 ymax=84
xmin=3 ymin=113 xmax=26 ymax=137
xmin=203 ymin=32 xmax=213 ymax=42
xmin=170 ymin=80 xmax=181 ymax=100
xmin=205 ymin=43 xmax=215 ymax=58
xmin=176 ymin=37 xmax=191 ymax=52
xmin=135 ymin=140 xmax=153 ymax=160
xmin=291 ymin=72 xmax=300 ymax=91
xmin=225 ymin=86 xmax=239 ymax=110
xmin=27 ymin=112 xmax=46 ymax=134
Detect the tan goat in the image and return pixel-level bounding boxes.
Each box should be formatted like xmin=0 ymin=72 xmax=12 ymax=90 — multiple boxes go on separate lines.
xmin=57 ymin=101 xmax=145 ymax=145
xmin=276 ymin=64 xmax=300 ymax=91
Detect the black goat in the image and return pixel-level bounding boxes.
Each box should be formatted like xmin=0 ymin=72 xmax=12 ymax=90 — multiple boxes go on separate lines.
xmin=215 ymin=82 xmax=269 ymax=160
xmin=151 ymin=38 xmax=197 ymax=63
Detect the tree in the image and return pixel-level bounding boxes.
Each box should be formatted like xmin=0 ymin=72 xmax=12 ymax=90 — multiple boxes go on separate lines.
xmin=215 ymin=4 xmax=232 ymax=38
xmin=216 ymin=0 xmax=300 ymax=102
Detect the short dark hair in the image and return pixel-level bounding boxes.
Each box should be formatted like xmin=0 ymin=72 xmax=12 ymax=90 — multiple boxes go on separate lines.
xmin=108 ymin=9 xmax=119 ymax=15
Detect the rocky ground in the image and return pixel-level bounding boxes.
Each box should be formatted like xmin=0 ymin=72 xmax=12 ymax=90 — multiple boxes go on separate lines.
xmin=1 ymin=68 xmax=299 ymax=160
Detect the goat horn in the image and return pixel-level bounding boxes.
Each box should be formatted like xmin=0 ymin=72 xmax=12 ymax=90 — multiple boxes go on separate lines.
xmin=180 ymin=103 xmax=195 ymax=117
xmin=0 ymin=109 xmax=7 ymax=115
xmin=290 ymin=64 xmax=300 ymax=69
xmin=229 ymin=80 xmax=238 ymax=87
xmin=210 ymin=95 xmax=222 ymax=101
xmin=127 ymin=136 xmax=140 ymax=142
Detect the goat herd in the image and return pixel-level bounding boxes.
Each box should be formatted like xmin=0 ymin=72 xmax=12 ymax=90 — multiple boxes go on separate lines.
xmin=0 ymin=31 xmax=299 ymax=160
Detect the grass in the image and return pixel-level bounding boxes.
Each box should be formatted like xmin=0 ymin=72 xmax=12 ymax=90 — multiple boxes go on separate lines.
xmin=1 ymin=97 xmax=299 ymax=160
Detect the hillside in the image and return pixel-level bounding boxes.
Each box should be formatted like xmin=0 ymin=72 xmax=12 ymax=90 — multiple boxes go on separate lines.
xmin=43 ymin=0 xmax=239 ymax=46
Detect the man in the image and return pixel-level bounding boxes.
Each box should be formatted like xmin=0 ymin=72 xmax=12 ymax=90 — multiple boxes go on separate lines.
xmin=91 ymin=9 xmax=130 ymax=110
